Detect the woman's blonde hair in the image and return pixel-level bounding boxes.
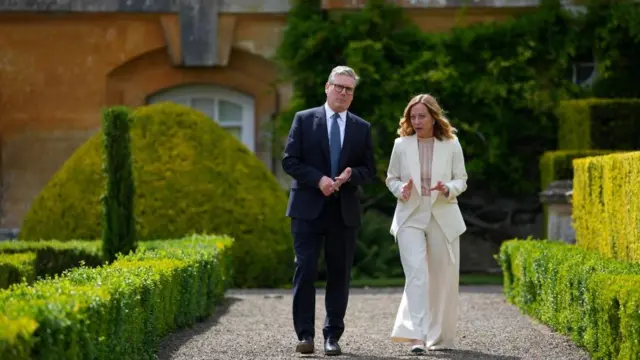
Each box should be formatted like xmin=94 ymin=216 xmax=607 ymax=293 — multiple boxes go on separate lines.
xmin=397 ymin=94 xmax=457 ymax=140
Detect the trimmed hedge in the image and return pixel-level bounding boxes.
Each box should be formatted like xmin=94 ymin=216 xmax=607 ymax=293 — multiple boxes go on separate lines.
xmin=0 ymin=253 xmax=36 ymax=290
xmin=538 ymin=150 xmax=615 ymax=191
xmin=0 ymin=234 xmax=233 ymax=360
xmin=538 ymin=149 xmax=615 ymax=239
xmin=556 ymin=98 xmax=640 ymax=150
xmin=0 ymin=240 xmax=102 ymax=287
xmin=20 ymin=102 xmax=292 ymax=288
xmin=499 ymin=239 xmax=640 ymax=359
xmin=572 ymin=151 xmax=640 ymax=262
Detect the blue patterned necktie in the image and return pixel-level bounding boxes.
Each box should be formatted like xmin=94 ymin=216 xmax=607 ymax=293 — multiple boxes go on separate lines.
xmin=329 ymin=113 xmax=341 ymax=179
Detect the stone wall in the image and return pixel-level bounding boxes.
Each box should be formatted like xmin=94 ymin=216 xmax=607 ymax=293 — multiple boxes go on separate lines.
xmin=0 ymin=11 xmax=286 ymax=227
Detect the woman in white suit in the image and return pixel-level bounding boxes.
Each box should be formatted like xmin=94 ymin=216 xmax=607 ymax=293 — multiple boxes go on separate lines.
xmin=386 ymin=94 xmax=468 ymax=354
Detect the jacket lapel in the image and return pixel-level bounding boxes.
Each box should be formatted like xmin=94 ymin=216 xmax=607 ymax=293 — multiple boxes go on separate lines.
xmin=314 ymin=107 xmax=330 ymax=162
xmin=406 ymin=135 xmax=421 ymax=194
xmin=431 ymin=138 xmax=444 ymax=204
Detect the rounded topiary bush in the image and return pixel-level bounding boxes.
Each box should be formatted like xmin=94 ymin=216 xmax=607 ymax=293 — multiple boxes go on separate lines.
xmin=20 ymin=102 xmax=293 ymax=288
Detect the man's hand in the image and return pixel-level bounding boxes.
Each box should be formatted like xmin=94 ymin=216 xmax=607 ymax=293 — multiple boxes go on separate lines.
xmin=401 ymin=178 xmax=413 ymax=201
xmin=318 ymin=176 xmax=336 ymax=196
xmin=429 ymin=181 xmax=449 ymax=196
xmin=333 ymin=167 xmax=352 ymax=191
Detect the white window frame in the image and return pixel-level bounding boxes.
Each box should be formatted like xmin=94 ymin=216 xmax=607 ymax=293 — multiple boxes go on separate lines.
xmin=564 ymin=5 xmax=599 ymax=87
xmin=572 ymin=61 xmax=598 ymax=86
xmin=147 ymin=84 xmax=255 ymax=152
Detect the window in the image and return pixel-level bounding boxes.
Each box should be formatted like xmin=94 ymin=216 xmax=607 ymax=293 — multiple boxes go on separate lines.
xmin=572 ymin=61 xmax=597 ymax=86
xmin=146 ymin=84 xmax=255 ymax=152
xmin=563 ymin=5 xmax=598 ymax=87
xmin=568 ymin=50 xmax=598 ymax=87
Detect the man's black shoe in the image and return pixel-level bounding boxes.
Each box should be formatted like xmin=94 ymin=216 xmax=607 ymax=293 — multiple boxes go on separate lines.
xmin=295 ymin=336 xmax=314 ymax=354
xmin=324 ymin=338 xmax=342 ymax=356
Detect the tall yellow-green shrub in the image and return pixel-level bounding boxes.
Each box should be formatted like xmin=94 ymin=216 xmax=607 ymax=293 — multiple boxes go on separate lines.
xmin=19 ymin=102 xmax=293 ymax=288
xmin=572 ymin=151 xmax=640 ymax=262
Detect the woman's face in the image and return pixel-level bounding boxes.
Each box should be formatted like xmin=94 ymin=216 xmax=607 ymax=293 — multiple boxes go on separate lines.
xmin=410 ymin=103 xmax=434 ymax=138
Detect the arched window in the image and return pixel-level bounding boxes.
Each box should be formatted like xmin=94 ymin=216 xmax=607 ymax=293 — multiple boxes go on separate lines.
xmin=147 ymin=84 xmax=255 ymax=152
xmin=564 ymin=5 xmax=598 ymax=86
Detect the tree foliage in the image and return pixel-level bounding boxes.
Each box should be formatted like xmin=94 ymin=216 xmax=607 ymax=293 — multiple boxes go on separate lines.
xmin=274 ymin=0 xmax=640 ymax=197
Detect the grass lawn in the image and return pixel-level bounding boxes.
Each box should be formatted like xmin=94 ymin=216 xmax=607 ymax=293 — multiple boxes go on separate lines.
xmin=313 ymin=273 xmax=502 ymax=288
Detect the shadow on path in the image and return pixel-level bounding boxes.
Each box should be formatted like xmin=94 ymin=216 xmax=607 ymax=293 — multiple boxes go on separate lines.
xmin=423 ymin=349 xmax=520 ymax=359
xmin=155 ymin=286 xmax=587 ymax=360
xmin=459 ymin=285 xmax=503 ymax=294
xmin=156 ymin=296 xmax=242 ymax=360
xmin=226 ymin=284 xmax=503 ymax=297
xmin=297 ymin=349 xmax=520 ymax=359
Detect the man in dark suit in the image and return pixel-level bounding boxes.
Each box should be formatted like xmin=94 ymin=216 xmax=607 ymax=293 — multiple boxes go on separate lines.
xmin=282 ymin=66 xmax=376 ymax=356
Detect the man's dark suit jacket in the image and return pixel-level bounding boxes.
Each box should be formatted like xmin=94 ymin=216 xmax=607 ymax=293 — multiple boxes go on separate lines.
xmin=282 ymin=105 xmax=376 ymax=227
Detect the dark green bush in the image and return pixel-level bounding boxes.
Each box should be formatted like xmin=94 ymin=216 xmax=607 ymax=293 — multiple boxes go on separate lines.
xmin=556 ymin=98 xmax=640 ymax=150
xmin=0 ymin=253 xmax=36 ymax=290
xmin=499 ymin=239 xmax=640 ymax=359
xmin=352 ymin=209 xmax=400 ymax=279
xmin=0 ymin=240 xmax=103 ymax=285
xmin=276 ymin=0 xmax=640 ymax=197
xmin=276 ymin=0 xmax=582 ymax=196
xmin=101 ymin=106 xmax=137 ymax=262
xmin=538 ymin=149 xmax=615 ymax=191
xmin=20 ymin=102 xmax=292 ymax=288
xmin=582 ymin=0 xmax=640 ymax=99
xmin=314 ymin=209 xmax=400 ymax=282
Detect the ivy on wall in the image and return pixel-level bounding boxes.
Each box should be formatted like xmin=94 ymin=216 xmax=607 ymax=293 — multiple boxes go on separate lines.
xmin=275 ymin=0 xmax=638 ymax=198
xmin=275 ymin=0 xmax=582 ymax=197
xmin=582 ymin=0 xmax=640 ymax=98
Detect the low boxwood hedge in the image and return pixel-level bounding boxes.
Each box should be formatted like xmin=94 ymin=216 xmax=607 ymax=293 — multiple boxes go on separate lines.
xmin=0 ymin=234 xmax=233 ymax=360
xmin=0 ymin=253 xmax=36 ymax=290
xmin=499 ymin=239 xmax=640 ymax=359
xmin=556 ymin=98 xmax=640 ymax=150
xmin=0 ymin=240 xmax=103 ymax=289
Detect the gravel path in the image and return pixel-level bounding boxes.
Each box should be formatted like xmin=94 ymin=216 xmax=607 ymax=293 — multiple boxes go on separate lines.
xmin=157 ymin=286 xmax=590 ymax=360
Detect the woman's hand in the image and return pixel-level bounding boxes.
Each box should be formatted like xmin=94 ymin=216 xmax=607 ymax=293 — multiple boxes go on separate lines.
xmin=429 ymin=180 xmax=449 ymax=196
xmin=401 ymin=178 xmax=413 ymax=201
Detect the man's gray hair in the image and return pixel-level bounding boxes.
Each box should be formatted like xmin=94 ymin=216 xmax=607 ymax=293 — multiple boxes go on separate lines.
xmin=327 ymin=66 xmax=360 ymax=86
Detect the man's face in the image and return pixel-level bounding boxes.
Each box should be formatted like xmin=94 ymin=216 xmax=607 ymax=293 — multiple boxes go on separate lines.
xmin=325 ymin=74 xmax=355 ymax=113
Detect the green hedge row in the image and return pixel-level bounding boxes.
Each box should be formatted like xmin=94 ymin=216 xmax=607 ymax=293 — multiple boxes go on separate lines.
xmin=538 ymin=149 xmax=616 ymax=191
xmin=556 ymin=98 xmax=640 ymax=151
xmin=499 ymin=239 xmax=640 ymax=360
xmin=0 ymin=240 xmax=103 ymax=289
xmin=0 ymin=253 xmax=36 ymax=290
xmin=0 ymin=234 xmax=233 ymax=360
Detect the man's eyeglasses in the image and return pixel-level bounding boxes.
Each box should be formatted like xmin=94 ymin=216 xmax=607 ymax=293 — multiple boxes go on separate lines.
xmin=331 ymin=83 xmax=355 ymax=95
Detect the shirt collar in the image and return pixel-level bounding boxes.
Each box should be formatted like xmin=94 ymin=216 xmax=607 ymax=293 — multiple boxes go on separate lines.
xmin=324 ymin=103 xmax=347 ymax=122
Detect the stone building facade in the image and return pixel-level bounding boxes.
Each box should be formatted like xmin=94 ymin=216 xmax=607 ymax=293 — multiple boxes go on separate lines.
xmin=0 ymin=0 xmax=548 ymax=229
